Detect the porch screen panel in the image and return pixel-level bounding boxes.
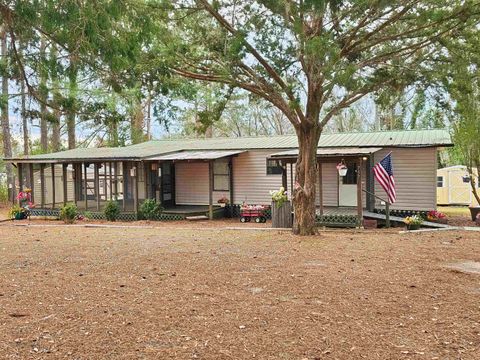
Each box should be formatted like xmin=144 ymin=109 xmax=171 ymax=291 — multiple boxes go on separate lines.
xmin=213 ymin=160 xmax=229 ymax=191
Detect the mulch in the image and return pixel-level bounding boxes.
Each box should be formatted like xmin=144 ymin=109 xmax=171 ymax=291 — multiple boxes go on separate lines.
xmin=1 ymin=225 xmax=480 ymax=359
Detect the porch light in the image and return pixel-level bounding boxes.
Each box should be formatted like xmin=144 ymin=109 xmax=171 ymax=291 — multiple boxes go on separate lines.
xmin=336 ymin=159 xmax=348 ymax=177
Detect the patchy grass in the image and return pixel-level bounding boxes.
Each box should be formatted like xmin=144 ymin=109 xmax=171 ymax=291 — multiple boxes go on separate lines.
xmin=438 ymin=205 xmax=471 ymax=217
xmin=1 ymin=225 xmax=480 ymax=359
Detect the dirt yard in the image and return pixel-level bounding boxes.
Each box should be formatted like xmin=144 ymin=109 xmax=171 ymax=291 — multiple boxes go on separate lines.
xmin=1 ymin=224 xmax=480 ymax=359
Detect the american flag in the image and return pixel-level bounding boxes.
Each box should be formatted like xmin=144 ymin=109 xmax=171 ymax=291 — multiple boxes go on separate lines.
xmin=373 ymin=153 xmax=396 ymax=204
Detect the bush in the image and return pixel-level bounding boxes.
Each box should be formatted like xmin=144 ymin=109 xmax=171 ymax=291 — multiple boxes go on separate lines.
xmin=104 ymin=200 xmax=120 ymax=221
xmin=139 ymin=199 xmax=163 ymax=220
xmin=0 ymin=183 xmax=8 ymax=203
xmin=8 ymin=204 xmax=24 ymax=219
xmin=60 ymin=203 xmax=78 ymax=224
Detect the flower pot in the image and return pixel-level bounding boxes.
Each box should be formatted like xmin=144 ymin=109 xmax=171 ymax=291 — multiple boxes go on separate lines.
xmin=469 ymin=207 xmax=480 ymax=221
xmin=406 ymin=224 xmax=421 ymax=231
xmin=338 ymin=168 xmax=348 ymax=177
xmin=14 ymin=212 xmax=26 ymax=220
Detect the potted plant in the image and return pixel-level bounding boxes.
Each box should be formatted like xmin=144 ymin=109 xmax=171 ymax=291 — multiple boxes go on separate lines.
xmin=404 ymin=215 xmax=423 ymax=230
xmin=217 ymin=196 xmax=229 ymax=207
xmin=336 ymin=161 xmax=348 ymax=177
xmin=269 ymin=186 xmax=288 ymax=208
xmin=426 ymin=210 xmax=448 ymax=224
xmin=9 ymin=205 xmax=26 ymax=220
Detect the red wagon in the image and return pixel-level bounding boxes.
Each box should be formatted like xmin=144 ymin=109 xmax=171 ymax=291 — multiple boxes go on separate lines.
xmin=240 ymin=205 xmax=268 ymax=223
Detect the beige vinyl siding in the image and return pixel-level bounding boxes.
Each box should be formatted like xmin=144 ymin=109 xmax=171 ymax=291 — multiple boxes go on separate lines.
xmin=175 ymin=162 xmax=229 ymax=205
xmin=233 ymin=150 xmax=285 ymax=205
xmin=286 ymin=162 xmax=338 ymax=207
xmin=374 ymin=148 xmax=437 ymax=211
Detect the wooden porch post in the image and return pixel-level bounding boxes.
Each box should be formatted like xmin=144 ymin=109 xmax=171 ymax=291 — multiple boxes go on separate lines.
xmin=281 ymin=162 xmax=288 ymax=191
xmin=289 ymin=163 xmax=294 ymax=202
xmin=51 ymin=164 xmax=56 ymax=209
xmin=357 ymin=157 xmax=363 ymax=227
xmin=114 ymin=162 xmax=119 ymax=200
xmin=122 ymin=161 xmax=127 ymax=211
xmin=94 ymin=163 xmax=100 ymax=211
xmin=229 ymin=158 xmax=234 ymax=207
xmin=366 ymin=155 xmax=375 ymax=211
xmin=84 ymin=162 xmax=88 ymax=210
xmin=62 ymin=163 xmax=68 ymax=206
xmin=318 ymin=160 xmax=323 ymax=216
xmin=29 ymin=163 xmax=34 ymax=203
xmin=208 ymin=160 xmax=213 ymax=220
xmin=133 ymin=165 xmax=139 ymax=215
xmin=40 ymin=164 xmax=45 ymax=208
xmin=109 ymin=162 xmax=113 ymax=200
xmin=17 ymin=163 xmax=23 ymax=205
xmin=144 ymin=162 xmax=149 ymax=200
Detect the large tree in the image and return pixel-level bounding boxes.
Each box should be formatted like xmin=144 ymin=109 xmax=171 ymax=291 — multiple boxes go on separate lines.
xmin=158 ymin=0 xmax=480 ymax=234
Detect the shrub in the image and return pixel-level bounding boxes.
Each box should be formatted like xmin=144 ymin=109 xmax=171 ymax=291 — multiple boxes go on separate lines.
xmin=60 ymin=203 xmax=78 ymax=224
xmin=104 ymin=200 xmax=120 ymax=221
xmin=8 ymin=204 xmax=24 ymax=219
xmin=0 ymin=183 xmax=8 ymax=203
xmin=139 ymin=199 xmax=163 ymax=220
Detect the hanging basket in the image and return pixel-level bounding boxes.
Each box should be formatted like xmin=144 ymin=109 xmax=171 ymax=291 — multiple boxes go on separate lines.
xmin=338 ymin=166 xmax=348 ymax=177
xmin=336 ymin=160 xmax=348 ymax=177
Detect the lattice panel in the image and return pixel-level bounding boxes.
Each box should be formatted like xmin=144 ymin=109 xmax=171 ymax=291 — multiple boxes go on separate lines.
xmin=30 ymin=209 xmax=60 ymax=218
xmin=374 ymin=209 xmax=428 ymax=219
xmin=316 ymin=214 xmax=359 ymax=228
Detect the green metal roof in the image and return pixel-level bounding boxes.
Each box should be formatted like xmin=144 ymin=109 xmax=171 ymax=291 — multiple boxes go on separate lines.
xmin=7 ymin=129 xmax=452 ymax=163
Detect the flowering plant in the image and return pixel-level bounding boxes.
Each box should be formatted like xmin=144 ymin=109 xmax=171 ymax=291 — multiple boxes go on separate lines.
xmin=404 ymin=215 xmax=423 ymax=226
xmin=426 ymin=210 xmax=447 ymax=222
xmin=217 ymin=196 xmax=229 ymax=204
xmin=269 ymin=186 xmax=288 ymax=208
xmin=336 ymin=162 xmax=347 ymax=171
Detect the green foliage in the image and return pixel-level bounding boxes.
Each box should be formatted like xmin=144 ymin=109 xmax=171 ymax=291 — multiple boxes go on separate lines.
xmin=139 ymin=199 xmax=163 ymax=220
xmin=104 ymin=200 xmax=120 ymax=221
xmin=8 ymin=205 xmax=24 ymax=219
xmin=60 ymin=203 xmax=78 ymax=224
xmin=0 ymin=182 xmax=7 ymax=203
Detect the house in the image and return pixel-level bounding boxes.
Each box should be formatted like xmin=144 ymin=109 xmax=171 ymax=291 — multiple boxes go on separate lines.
xmin=437 ymin=165 xmax=479 ymax=206
xmin=6 ymin=129 xmax=452 ymax=225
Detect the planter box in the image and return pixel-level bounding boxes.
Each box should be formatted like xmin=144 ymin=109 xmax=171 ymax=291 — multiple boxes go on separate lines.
xmin=428 ymin=217 xmax=448 ymax=224
xmin=406 ymin=224 xmax=421 ymax=231
xmin=271 ymin=201 xmax=292 ymax=228
xmin=363 ymin=219 xmax=378 ymax=229
xmin=469 ymin=207 xmax=480 ymax=221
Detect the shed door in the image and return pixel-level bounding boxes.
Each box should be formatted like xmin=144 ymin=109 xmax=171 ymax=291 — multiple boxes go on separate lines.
xmin=339 ymin=162 xmax=357 ymax=207
xmin=448 ymin=171 xmax=472 ymax=205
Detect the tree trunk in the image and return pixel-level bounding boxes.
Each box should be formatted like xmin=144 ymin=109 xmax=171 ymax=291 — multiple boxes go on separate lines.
xmin=39 ymin=38 xmax=48 ymax=153
xmin=293 ymin=125 xmax=321 ymax=235
xmin=0 ymin=28 xmax=14 ymax=202
xmin=130 ymin=99 xmax=144 ymax=144
xmin=67 ymin=56 xmax=77 ymax=149
xmin=20 ymin=78 xmax=30 ymax=186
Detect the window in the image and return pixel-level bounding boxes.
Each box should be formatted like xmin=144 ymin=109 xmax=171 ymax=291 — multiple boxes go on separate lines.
xmin=342 ymin=163 xmax=357 ymax=185
xmin=266 ymin=159 xmax=283 ymax=175
xmin=213 ymin=160 xmax=230 ymax=191
xmin=437 ymin=176 xmax=444 ymax=188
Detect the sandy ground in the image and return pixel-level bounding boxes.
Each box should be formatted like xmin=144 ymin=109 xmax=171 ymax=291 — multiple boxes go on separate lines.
xmin=1 ymin=224 xmax=480 ymax=359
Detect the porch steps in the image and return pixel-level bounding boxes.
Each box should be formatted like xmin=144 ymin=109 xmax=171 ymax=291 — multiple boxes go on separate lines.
xmin=363 ymin=211 xmax=452 ymax=229
xmin=185 ymin=215 xmax=209 ymax=221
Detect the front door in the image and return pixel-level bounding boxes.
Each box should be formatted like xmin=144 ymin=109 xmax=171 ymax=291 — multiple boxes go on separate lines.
xmin=161 ymin=162 xmax=175 ymax=207
xmin=339 ymin=162 xmax=357 ymax=207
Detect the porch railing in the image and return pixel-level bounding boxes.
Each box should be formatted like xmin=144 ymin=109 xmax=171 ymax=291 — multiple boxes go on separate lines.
xmin=362 ymin=189 xmax=390 ymax=228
